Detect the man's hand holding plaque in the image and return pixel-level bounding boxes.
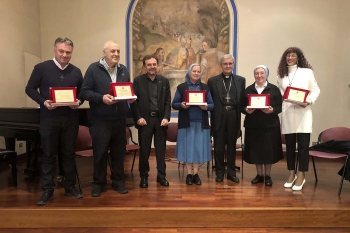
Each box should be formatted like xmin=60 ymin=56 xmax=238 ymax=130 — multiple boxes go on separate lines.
xmin=109 ymin=82 xmax=137 ymax=100
xmin=283 ymin=86 xmax=309 ymax=106
xmin=49 ymin=87 xmax=79 ymax=107
xmin=247 ymin=94 xmax=270 ymax=109
xmin=185 ymin=90 xmax=207 ymax=106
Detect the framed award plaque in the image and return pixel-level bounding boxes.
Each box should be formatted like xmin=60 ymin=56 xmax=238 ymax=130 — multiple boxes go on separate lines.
xmin=185 ymin=90 xmax=207 ymax=106
xmin=49 ymin=87 xmax=79 ymax=107
xmin=283 ymin=86 xmax=309 ymax=105
xmin=109 ymin=82 xmax=137 ymax=100
xmin=247 ymin=94 xmax=270 ymax=109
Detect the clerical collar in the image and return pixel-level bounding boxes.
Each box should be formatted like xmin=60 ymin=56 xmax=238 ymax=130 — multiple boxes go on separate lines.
xmin=222 ymin=73 xmax=232 ymax=79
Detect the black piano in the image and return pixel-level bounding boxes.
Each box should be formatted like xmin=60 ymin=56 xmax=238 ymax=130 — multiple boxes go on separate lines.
xmin=0 ymin=107 xmax=134 ymax=175
xmin=0 ymin=108 xmax=90 ymax=176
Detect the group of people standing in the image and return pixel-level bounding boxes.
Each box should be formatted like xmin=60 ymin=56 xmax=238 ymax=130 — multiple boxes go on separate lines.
xmin=173 ymin=47 xmax=320 ymax=191
xmin=25 ymin=37 xmax=320 ymax=206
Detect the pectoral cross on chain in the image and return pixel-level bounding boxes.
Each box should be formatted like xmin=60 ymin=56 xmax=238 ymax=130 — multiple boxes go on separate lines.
xmin=225 ymin=94 xmax=231 ymax=103
xmin=222 ymin=76 xmax=232 ymax=103
xmin=60 ymin=75 xmax=64 ymax=83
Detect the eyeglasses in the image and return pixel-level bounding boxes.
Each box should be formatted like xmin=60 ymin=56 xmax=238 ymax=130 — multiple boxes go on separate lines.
xmin=222 ymin=62 xmax=233 ymax=66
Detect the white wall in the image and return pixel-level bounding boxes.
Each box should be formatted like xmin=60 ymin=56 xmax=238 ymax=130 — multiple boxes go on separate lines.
xmin=236 ymin=0 xmax=350 ymax=143
xmin=0 ymin=0 xmax=349 ymax=148
xmin=0 ymin=0 xmax=41 ymax=107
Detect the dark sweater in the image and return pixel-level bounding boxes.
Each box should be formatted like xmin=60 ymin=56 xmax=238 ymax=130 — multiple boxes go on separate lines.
xmin=242 ymin=82 xmax=282 ymax=128
xmin=25 ymin=60 xmax=83 ymax=119
xmin=80 ymin=61 xmax=130 ymax=121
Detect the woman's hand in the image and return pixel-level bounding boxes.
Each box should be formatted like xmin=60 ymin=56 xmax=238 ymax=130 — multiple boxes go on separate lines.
xmin=199 ymin=104 xmax=208 ymax=110
xmin=262 ymin=106 xmax=273 ymax=114
xmin=299 ymin=102 xmax=309 ymax=108
xmin=245 ymin=108 xmax=255 ymax=114
xmin=181 ymin=101 xmax=190 ymax=109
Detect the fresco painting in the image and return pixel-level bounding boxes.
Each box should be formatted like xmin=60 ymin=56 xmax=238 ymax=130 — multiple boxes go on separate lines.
xmin=131 ymin=0 xmax=233 ymax=98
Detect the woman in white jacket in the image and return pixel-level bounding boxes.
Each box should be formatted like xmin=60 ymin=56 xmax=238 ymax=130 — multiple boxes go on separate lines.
xmin=277 ymin=47 xmax=320 ymax=191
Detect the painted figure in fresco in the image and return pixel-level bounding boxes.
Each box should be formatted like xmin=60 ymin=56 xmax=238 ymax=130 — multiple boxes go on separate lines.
xmin=186 ymin=40 xmax=195 ymax=69
xmin=176 ymin=41 xmax=188 ymax=69
xmin=140 ymin=47 xmax=166 ymax=75
xmin=200 ymin=39 xmax=225 ymax=84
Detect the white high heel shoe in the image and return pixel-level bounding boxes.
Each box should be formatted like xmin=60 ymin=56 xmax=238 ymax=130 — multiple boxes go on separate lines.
xmin=292 ymin=179 xmax=306 ymax=191
xmin=284 ymin=176 xmax=297 ymax=188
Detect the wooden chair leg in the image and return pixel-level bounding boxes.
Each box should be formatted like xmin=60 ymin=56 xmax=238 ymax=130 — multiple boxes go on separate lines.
xmin=338 ymin=156 xmax=348 ymax=196
xmin=11 ymin=154 xmax=17 ymax=186
xmin=295 ymin=156 xmax=299 ymax=173
xmin=241 ymin=146 xmax=244 ymax=179
xmin=207 ymin=161 xmax=210 ymax=177
xmin=131 ymin=151 xmax=137 ymax=172
xmin=107 ymin=154 xmax=113 ymax=175
xmin=211 ymin=149 xmax=215 ymax=169
xmin=311 ymin=156 xmax=318 ymax=182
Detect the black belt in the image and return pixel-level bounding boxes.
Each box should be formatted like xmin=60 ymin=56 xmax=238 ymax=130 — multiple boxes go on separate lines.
xmin=149 ymin=111 xmax=159 ymax=117
xmin=223 ymin=106 xmax=236 ymax=110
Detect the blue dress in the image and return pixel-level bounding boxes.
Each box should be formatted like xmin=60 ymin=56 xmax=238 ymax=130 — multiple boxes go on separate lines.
xmin=172 ymin=78 xmax=214 ymax=163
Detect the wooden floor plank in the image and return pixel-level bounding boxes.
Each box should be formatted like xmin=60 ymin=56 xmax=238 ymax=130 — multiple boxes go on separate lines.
xmin=0 ymin=150 xmax=349 ymax=229
xmin=0 ymin=228 xmax=350 ymax=233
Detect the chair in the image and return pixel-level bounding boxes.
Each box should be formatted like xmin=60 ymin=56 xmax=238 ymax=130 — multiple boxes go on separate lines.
xmin=165 ymin=122 xmax=179 ymax=167
xmin=309 ymin=127 xmax=350 ymax=195
xmin=0 ymin=149 xmax=17 ymax=186
xmin=281 ymin=133 xmax=287 ymax=153
xmin=74 ymin=125 xmax=93 ymax=192
xmin=236 ymin=130 xmax=244 ymax=178
xmin=74 ymin=125 xmax=114 ymax=179
xmin=211 ymin=129 xmax=244 ymax=178
xmin=128 ymin=127 xmax=140 ymax=172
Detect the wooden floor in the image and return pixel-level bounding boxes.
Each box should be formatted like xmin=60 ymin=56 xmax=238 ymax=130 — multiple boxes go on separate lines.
xmin=0 ymin=150 xmax=349 ymax=232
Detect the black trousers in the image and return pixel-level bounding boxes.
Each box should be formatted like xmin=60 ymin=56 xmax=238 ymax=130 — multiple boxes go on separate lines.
xmin=138 ymin=116 xmax=167 ymax=179
xmin=285 ymin=133 xmax=310 ymax=172
xmin=90 ymin=119 xmax=126 ymax=188
xmin=39 ymin=115 xmax=79 ymax=192
xmin=213 ymin=109 xmax=238 ymax=177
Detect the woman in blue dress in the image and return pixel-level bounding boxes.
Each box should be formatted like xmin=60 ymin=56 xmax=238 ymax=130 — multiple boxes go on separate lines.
xmin=172 ymin=64 xmax=214 ymax=185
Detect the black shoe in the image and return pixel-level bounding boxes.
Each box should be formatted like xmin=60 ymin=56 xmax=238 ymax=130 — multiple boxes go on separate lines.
xmin=215 ymin=176 xmax=223 ymax=182
xmin=65 ymin=186 xmax=83 ymax=199
xmin=111 ymin=185 xmax=128 ymax=194
xmin=186 ymin=174 xmax=193 ymax=185
xmin=37 ymin=191 xmax=53 ymax=206
xmin=251 ymin=175 xmax=264 ymax=184
xmin=157 ymin=177 xmax=169 ymax=186
xmin=227 ymin=175 xmax=240 ymax=183
xmin=140 ymin=178 xmax=148 ymax=188
xmin=265 ymin=175 xmax=273 ymax=186
xmin=193 ymin=174 xmax=202 ymax=185
xmin=91 ymin=186 xmax=102 ymax=197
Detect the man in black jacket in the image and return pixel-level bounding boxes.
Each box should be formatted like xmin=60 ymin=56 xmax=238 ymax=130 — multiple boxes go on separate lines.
xmin=80 ymin=40 xmax=134 ymax=197
xmin=26 ymin=37 xmax=83 ymax=205
xmin=207 ymin=54 xmax=245 ymax=183
xmin=131 ymin=55 xmax=171 ymax=188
